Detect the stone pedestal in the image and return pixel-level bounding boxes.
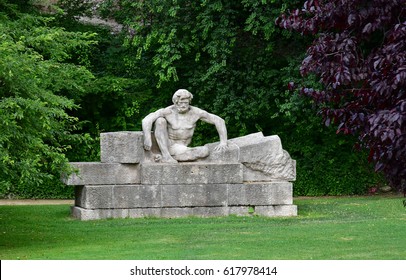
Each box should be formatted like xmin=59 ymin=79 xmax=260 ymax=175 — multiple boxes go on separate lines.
xmin=64 ymin=132 xmax=297 ymax=220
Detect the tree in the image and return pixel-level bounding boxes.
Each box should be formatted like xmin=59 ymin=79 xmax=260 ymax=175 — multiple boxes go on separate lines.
xmin=277 ymin=0 xmax=406 ymax=191
xmin=0 ymin=0 xmax=96 ymax=198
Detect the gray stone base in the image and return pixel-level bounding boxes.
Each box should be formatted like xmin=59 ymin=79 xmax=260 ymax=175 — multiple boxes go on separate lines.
xmin=71 ymin=205 xmax=297 ymax=221
xmin=71 ymin=182 xmax=297 ymax=220
xmin=67 ymin=131 xmax=298 ymax=221
xmin=74 ymin=182 xmax=293 ymax=209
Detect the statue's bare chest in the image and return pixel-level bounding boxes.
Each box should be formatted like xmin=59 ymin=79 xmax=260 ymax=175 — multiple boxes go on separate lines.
xmin=166 ymin=113 xmax=198 ymax=130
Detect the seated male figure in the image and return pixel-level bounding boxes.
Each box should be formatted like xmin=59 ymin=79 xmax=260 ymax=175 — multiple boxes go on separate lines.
xmin=142 ymin=89 xmax=228 ymax=163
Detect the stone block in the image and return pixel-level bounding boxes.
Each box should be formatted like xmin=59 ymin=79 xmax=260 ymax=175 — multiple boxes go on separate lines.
xmin=161 ymin=184 xmax=228 ymax=207
xmin=228 ymin=132 xmax=265 ymax=146
xmin=160 ymin=207 xmax=194 ymax=218
xmin=71 ymin=206 xmax=129 ymax=220
xmin=200 ymin=142 xmax=240 ymax=163
xmin=242 ymin=164 xmax=296 ymax=182
xmin=255 ymin=205 xmax=298 ymax=217
xmin=75 ymin=185 xmax=162 ymax=209
xmin=100 ymin=131 xmax=144 ymax=163
xmin=231 ymin=134 xmax=283 ymax=163
xmin=229 ymin=133 xmax=296 ymax=181
xmin=128 ymin=208 xmax=162 ymax=218
xmin=65 ymin=162 xmax=141 ymax=185
xmin=228 ymin=182 xmax=293 ymax=206
xmin=228 ymin=206 xmax=251 ymax=216
xmin=141 ymin=162 xmax=243 ymax=184
xmin=75 ymin=185 xmax=114 ymax=209
xmin=192 ymin=207 xmax=229 ymax=217
xmin=71 ymin=205 xmax=298 ymax=220
xmin=113 ymin=185 xmax=161 ymax=208
xmin=242 ymin=166 xmax=276 ymax=182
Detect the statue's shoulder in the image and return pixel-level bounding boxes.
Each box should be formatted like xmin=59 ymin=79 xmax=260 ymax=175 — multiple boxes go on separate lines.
xmin=158 ymin=106 xmax=174 ymax=116
xmin=190 ymin=106 xmax=207 ymax=115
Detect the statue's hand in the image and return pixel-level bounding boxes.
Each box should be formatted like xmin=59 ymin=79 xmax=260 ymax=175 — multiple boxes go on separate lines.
xmin=213 ymin=142 xmax=228 ymax=152
xmin=144 ymin=138 xmax=152 ymax=151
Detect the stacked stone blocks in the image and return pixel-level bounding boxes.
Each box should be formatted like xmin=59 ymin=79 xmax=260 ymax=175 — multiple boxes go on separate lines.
xmin=66 ymin=131 xmax=297 ymax=220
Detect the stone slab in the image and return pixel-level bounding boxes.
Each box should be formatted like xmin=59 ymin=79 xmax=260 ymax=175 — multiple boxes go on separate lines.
xmin=65 ymin=162 xmax=140 ymax=185
xmin=100 ymin=131 xmax=144 ymax=163
xmin=75 ymin=182 xmax=293 ymax=209
xmin=114 ymin=185 xmax=161 ymax=208
xmin=229 ymin=133 xmax=296 ymax=181
xmin=128 ymin=208 xmax=162 ymax=218
xmin=75 ymin=185 xmax=161 ymax=209
xmin=242 ymin=166 xmax=278 ymax=182
xmin=161 ymin=184 xmax=228 ymax=207
xmin=71 ymin=206 xmax=129 ymax=221
xmin=75 ymin=184 xmax=229 ymax=209
xmin=255 ymin=205 xmax=298 ymax=217
xmin=242 ymin=164 xmax=296 ymax=182
xmin=141 ymin=162 xmax=243 ymax=184
xmin=75 ymin=185 xmax=114 ymax=209
xmin=233 ymin=134 xmax=283 ymax=163
xmin=228 ymin=132 xmax=265 ymax=146
xmin=228 ymin=182 xmax=293 ymax=206
xmin=228 ymin=206 xmax=251 ymax=216
xmin=71 ymin=205 xmax=297 ymax=220
xmin=200 ymin=142 xmax=240 ymax=163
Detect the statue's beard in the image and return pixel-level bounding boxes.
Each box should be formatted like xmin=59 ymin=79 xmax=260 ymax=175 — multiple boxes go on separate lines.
xmin=177 ymin=106 xmax=189 ymax=113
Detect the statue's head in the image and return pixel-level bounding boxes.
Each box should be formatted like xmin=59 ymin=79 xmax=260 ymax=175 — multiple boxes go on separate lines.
xmin=172 ymin=89 xmax=193 ymax=114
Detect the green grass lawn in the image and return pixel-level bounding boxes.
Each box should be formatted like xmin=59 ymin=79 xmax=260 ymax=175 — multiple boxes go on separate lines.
xmin=0 ymin=195 xmax=405 ymax=260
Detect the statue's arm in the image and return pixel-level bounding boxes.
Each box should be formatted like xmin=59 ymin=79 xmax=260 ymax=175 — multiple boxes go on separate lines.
xmin=199 ymin=110 xmax=228 ymax=150
xmin=141 ymin=109 xmax=165 ymax=150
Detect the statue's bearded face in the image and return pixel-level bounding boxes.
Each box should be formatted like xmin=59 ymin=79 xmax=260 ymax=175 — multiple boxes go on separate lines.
xmin=176 ymin=98 xmax=190 ymax=113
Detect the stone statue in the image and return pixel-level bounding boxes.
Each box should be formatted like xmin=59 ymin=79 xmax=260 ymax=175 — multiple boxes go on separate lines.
xmin=142 ymin=89 xmax=228 ymax=163
xmin=66 ymin=91 xmax=297 ymax=220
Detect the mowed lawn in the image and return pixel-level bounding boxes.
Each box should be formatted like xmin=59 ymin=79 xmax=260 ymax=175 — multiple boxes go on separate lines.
xmin=0 ymin=195 xmax=405 ymax=260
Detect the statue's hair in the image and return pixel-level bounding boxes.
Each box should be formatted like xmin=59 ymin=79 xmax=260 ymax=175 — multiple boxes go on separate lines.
xmin=172 ymin=89 xmax=193 ymax=104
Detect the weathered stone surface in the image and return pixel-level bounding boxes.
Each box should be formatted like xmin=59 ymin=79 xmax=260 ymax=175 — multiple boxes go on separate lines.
xmin=75 ymin=185 xmax=114 ymax=209
xmin=161 ymin=184 xmax=228 ymax=207
xmin=75 ymin=185 xmax=161 ymax=209
xmin=65 ymin=162 xmax=140 ymax=185
xmin=100 ymin=131 xmax=144 ymax=163
xmin=160 ymin=208 xmax=194 ymax=218
xmin=242 ymin=166 xmax=277 ymax=182
xmin=228 ymin=206 xmax=251 ymax=216
xmin=255 ymin=205 xmax=298 ymax=217
xmin=230 ymin=133 xmax=296 ymax=181
xmin=228 ymin=182 xmax=293 ymax=206
xmin=229 ymin=132 xmax=265 ymax=146
xmin=192 ymin=207 xmax=229 ymax=217
xmin=71 ymin=205 xmax=297 ymax=220
xmin=71 ymin=206 xmax=129 ymax=221
xmin=128 ymin=208 xmax=162 ymax=218
xmin=141 ymin=162 xmax=243 ymax=184
xmin=113 ymin=185 xmax=161 ymax=208
xmin=75 ymin=182 xmax=294 ymax=211
xmin=200 ymin=142 xmax=240 ymax=163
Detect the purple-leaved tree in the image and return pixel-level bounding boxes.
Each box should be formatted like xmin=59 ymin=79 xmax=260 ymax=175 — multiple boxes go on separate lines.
xmin=277 ymin=0 xmax=406 ymax=192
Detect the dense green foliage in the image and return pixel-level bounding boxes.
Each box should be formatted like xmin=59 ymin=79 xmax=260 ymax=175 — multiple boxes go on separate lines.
xmin=0 ymin=0 xmax=386 ymax=198
xmin=0 ymin=1 xmax=153 ymax=198
xmin=0 ymin=0 xmax=96 ymax=198
xmin=1 ymin=196 xmax=405 ymax=259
